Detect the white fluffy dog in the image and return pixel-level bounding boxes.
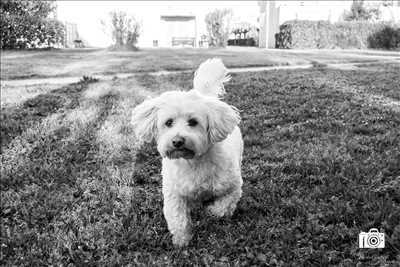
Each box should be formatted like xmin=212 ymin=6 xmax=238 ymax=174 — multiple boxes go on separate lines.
xmin=131 ymin=58 xmax=243 ymax=247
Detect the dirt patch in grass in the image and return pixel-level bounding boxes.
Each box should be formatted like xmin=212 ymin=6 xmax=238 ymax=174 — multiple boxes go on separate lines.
xmin=1 ymin=66 xmax=400 ymax=265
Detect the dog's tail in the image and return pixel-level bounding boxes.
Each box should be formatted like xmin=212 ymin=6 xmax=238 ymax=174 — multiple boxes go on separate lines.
xmin=193 ymin=58 xmax=231 ymax=98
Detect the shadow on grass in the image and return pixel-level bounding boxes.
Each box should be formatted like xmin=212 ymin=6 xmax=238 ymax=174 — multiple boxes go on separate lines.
xmin=1 ymin=92 xmax=116 ymax=191
xmin=0 ymin=77 xmax=98 ymax=152
xmin=0 ymin=91 xmax=124 ymax=264
xmin=131 ymin=142 xmax=161 ymax=186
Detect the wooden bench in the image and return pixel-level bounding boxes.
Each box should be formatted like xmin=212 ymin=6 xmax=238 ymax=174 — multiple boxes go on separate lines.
xmin=73 ymin=40 xmax=84 ymax=48
xmin=172 ymin=37 xmax=195 ymax=47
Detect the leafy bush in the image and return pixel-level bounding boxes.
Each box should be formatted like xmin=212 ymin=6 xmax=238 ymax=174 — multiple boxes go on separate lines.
xmin=205 ymin=9 xmax=233 ymax=47
xmin=0 ymin=0 xmax=65 ymax=49
xmin=368 ymin=25 xmax=400 ymax=49
xmin=227 ymin=38 xmax=256 ymax=46
xmin=275 ymin=20 xmax=400 ymax=50
xmin=275 ymin=20 xmax=336 ymax=49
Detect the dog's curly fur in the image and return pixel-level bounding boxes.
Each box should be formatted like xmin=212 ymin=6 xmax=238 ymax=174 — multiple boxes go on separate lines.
xmin=131 ymin=59 xmax=243 ymax=246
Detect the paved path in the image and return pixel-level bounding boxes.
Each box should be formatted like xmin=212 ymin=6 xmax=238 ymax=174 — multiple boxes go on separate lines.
xmin=1 ymin=59 xmax=399 ymax=87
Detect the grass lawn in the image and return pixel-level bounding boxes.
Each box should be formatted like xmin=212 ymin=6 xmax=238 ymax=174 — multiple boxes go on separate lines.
xmin=1 ymin=47 xmax=399 ymax=80
xmin=1 ymin=64 xmax=400 ymax=266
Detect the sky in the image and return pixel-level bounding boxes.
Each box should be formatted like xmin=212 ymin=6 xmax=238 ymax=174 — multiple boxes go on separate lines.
xmin=56 ymin=1 xmax=260 ymax=47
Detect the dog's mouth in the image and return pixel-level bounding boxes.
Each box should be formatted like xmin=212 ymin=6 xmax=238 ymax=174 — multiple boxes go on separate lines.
xmin=166 ymin=148 xmax=195 ymax=159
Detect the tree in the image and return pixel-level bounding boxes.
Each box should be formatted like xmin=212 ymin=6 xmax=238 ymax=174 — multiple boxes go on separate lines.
xmin=205 ymin=9 xmax=233 ymax=47
xmin=101 ymin=11 xmax=141 ymax=50
xmin=0 ymin=0 xmax=64 ymax=49
xmin=343 ymin=0 xmax=380 ymax=21
xmin=231 ymin=22 xmax=259 ymax=47
xmin=232 ymin=22 xmax=251 ymax=39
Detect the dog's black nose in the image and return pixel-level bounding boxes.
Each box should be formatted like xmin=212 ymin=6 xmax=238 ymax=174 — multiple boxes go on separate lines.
xmin=172 ymin=136 xmax=185 ymax=148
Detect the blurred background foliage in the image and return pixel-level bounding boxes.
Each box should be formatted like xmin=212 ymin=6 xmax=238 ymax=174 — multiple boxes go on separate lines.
xmin=0 ymin=0 xmax=65 ymax=49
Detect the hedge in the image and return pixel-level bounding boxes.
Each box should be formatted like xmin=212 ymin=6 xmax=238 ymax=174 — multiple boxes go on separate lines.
xmin=275 ymin=20 xmax=400 ymax=50
xmin=227 ymin=38 xmax=256 ymax=46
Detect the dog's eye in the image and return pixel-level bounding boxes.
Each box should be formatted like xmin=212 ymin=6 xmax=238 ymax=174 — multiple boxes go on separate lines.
xmin=188 ymin=118 xmax=198 ymax=127
xmin=165 ymin=119 xmax=173 ymax=127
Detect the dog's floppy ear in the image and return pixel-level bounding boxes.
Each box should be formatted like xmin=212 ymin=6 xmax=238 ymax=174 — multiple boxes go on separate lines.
xmin=131 ymin=97 xmax=159 ymax=142
xmin=206 ymin=99 xmax=240 ymax=143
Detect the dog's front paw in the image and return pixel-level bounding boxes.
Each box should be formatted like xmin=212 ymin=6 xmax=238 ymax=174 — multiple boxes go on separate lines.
xmin=172 ymin=232 xmax=192 ymax=247
xmin=206 ymin=202 xmax=235 ymax=218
